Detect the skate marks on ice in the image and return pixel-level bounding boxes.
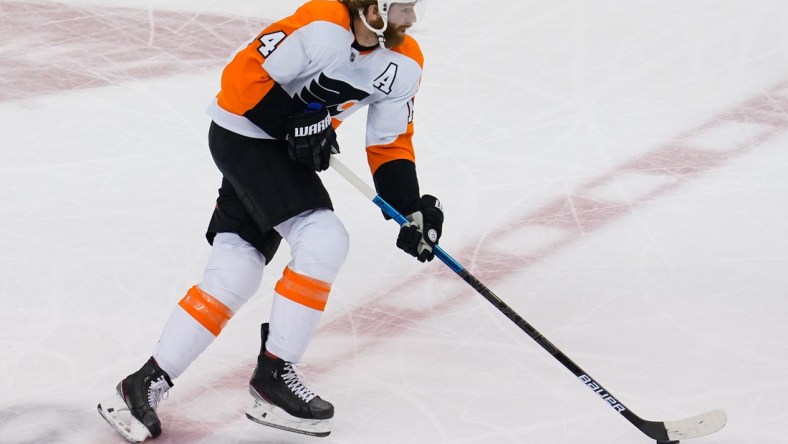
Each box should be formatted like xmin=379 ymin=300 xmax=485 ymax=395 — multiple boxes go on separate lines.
xmin=0 ymin=403 xmax=85 ymax=444
xmin=464 ymin=78 xmax=788 ymax=282
xmin=3 ymin=2 xmax=787 ymax=442
xmin=0 ymin=1 xmax=267 ymax=103
xmin=4 ymin=1 xmax=786 ymax=346
xmin=0 ymin=400 xmax=219 ymax=444
xmin=316 ymin=76 xmax=788 ymax=362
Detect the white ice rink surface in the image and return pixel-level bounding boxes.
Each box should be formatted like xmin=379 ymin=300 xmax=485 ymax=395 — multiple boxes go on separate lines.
xmin=2 ymin=1 xmax=787 ymax=443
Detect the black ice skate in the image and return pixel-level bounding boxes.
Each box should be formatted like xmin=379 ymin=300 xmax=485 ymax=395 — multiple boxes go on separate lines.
xmin=97 ymin=357 xmax=173 ymax=443
xmin=246 ymin=323 xmax=333 ymax=437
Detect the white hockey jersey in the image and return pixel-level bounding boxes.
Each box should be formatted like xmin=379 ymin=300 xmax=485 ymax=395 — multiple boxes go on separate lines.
xmin=206 ymin=0 xmax=423 ymax=175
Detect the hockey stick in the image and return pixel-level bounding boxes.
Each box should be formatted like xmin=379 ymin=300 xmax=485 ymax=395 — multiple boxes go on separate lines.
xmin=329 ymin=156 xmax=726 ymax=443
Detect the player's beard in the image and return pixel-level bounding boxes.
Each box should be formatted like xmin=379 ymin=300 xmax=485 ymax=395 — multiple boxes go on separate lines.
xmin=368 ymin=15 xmax=409 ymax=48
xmin=382 ymin=23 xmax=409 ymax=48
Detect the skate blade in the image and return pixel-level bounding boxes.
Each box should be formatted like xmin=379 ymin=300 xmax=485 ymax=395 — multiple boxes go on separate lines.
xmin=246 ymin=399 xmax=331 ymax=438
xmin=97 ymin=393 xmax=152 ymax=444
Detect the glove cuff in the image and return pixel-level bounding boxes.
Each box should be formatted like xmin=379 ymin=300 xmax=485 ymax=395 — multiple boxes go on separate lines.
xmin=420 ymin=195 xmax=443 ymax=213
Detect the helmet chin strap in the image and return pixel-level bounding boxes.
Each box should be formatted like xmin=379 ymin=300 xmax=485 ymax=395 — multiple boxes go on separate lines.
xmin=358 ymin=7 xmax=388 ymax=49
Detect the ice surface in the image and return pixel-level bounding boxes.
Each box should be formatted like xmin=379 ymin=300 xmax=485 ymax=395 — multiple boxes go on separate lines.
xmin=1 ymin=1 xmax=787 ymax=443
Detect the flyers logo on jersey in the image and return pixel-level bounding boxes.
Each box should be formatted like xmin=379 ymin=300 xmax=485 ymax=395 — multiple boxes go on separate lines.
xmin=298 ymin=73 xmax=370 ymax=116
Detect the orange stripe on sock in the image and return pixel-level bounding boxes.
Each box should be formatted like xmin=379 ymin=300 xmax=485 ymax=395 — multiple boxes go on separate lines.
xmin=274 ymin=267 xmax=331 ymax=312
xmin=178 ymin=286 xmax=234 ymax=336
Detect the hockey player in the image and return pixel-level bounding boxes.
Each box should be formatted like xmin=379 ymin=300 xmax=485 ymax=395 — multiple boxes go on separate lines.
xmin=97 ymin=0 xmax=443 ymax=441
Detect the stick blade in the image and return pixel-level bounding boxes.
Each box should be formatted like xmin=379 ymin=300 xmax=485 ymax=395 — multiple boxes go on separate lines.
xmin=664 ymin=409 xmax=727 ymax=440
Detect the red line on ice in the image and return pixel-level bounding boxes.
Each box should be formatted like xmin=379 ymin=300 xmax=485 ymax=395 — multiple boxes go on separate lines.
xmin=6 ymin=2 xmax=786 ymax=441
xmin=0 ymin=1 xmax=266 ymax=102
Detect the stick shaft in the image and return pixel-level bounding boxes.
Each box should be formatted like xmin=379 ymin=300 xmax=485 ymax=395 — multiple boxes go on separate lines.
xmin=329 ymin=156 xmax=662 ymax=437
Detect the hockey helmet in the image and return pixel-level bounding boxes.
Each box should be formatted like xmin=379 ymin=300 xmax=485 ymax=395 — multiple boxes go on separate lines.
xmin=359 ymin=0 xmax=427 ymax=47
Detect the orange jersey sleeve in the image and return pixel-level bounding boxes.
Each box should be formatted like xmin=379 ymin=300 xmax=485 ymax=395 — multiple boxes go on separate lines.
xmin=216 ymin=1 xmax=351 ymax=118
xmin=366 ymin=120 xmax=416 ymax=174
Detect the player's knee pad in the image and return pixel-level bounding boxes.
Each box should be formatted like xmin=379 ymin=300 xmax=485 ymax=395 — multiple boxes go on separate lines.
xmin=276 ymin=209 xmax=349 ymax=283
xmin=199 ymin=232 xmax=265 ymax=311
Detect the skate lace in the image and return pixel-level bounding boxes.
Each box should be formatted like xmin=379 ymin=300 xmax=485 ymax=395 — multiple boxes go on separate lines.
xmin=281 ymin=363 xmax=316 ymax=403
xmin=147 ymin=376 xmax=170 ymax=410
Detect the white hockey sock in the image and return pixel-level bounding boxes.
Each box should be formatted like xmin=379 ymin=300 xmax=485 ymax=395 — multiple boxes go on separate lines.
xmin=153 ymin=300 xmax=218 ymax=379
xmin=153 ymin=233 xmax=265 ymax=378
xmin=267 ymin=267 xmax=331 ymax=362
xmin=266 ymin=209 xmax=349 ymax=363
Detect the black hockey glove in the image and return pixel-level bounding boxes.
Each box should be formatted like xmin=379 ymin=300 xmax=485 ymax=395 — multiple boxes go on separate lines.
xmin=285 ymin=102 xmax=339 ymax=172
xmin=396 ymin=195 xmax=444 ymax=262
